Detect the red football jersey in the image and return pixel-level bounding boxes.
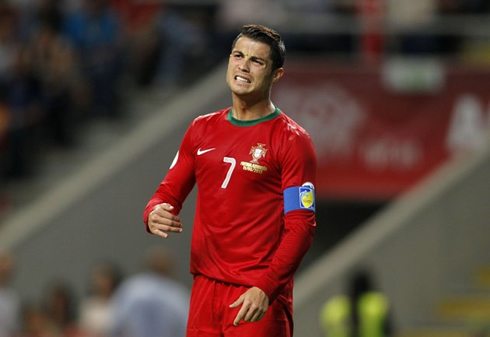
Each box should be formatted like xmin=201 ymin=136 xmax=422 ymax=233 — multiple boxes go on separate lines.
xmin=144 ymin=107 xmax=317 ymax=305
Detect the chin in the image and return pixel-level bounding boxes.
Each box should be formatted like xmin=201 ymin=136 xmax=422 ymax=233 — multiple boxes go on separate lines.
xmin=230 ymin=86 xmax=250 ymax=96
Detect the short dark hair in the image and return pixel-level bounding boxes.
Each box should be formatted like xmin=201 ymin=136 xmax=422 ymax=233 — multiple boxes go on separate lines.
xmin=231 ymin=24 xmax=286 ymax=72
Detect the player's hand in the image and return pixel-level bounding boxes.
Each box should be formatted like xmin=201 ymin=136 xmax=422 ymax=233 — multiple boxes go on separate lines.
xmin=229 ymin=287 xmax=269 ymax=326
xmin=148 ymin=203 xmax=183 ymax=239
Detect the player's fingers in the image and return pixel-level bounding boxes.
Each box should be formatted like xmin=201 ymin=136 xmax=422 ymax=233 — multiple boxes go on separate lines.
xmin=160 ymin=203 xmax=174 ymax=211
xmin=151 ymin=221 xmax=183 ymax=234
xmin=244 ymin=302 xmax=266 ymax=323
xmin=153 ymin=203 xmax=173 ymax=212
xmin=243 ymin=305 xmax=257 ymax=322
xmin=150 ymin=207 xmax=182 ymax=226
xmin=151 ymin=228 xmax=169 ymax=239
xmin=250 ymin=309 xmax=266 ymax=322
xmin=148 ymin=214 xmax=181 ymax=230
xmin=148 ymin=221 xmax=182 ymax=238
xmin=152 ymin=208 xmax=181 ymax=224
xmin=151 ymin=214 xmax=182 ymax=229
xmin=229 ymin=295 xmax=244 ymax=309
xmin=233 ymin=306 xmax=248 ymax=326
xmin=153 ymin=203 xmax=175 ymax=215
xmin=154 ymin=224 xmax=183 ymax=234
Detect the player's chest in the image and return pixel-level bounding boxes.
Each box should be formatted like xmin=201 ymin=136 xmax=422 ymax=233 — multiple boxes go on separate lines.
xmin=194 ymin=131 xmax=280 ymax=186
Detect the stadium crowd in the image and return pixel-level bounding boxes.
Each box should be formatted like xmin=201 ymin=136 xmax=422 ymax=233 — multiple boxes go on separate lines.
xmin=0 ymin=248 xmax=190 ymax=337
xmin=0 ymin=0 xmax=212 ymax=183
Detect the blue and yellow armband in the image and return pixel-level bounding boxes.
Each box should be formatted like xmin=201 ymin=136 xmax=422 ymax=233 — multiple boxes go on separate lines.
xmin=283 ymin=182 xmax=316 ymax=214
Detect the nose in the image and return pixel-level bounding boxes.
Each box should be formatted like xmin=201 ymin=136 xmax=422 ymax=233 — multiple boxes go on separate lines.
xmin=238 ymin=59 xmax=250 ymax=72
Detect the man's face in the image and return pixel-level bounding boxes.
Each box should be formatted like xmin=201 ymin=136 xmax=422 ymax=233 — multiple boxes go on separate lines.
xmin=226 ymin=36 xmax=282 ymax=100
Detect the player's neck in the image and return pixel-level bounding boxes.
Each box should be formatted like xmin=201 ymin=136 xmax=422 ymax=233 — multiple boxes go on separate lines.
xmin=231 ymin=98 xmax=275 ymax=121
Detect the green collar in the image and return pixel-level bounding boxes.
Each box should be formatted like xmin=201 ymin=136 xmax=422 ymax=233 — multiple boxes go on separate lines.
xmin=228 ymin=107 xmax=280 ymax=126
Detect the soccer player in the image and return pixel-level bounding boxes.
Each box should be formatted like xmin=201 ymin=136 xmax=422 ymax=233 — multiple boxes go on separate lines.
xmin=143 ymin=24 xmax=317 ymax=337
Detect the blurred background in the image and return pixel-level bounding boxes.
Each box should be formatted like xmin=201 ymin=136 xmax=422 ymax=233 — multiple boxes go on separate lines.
xmin=1 ymin=0 xmax=490 ymax=336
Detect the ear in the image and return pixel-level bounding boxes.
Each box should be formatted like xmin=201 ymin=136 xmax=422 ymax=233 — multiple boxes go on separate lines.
xmin=272 ymin=68 xmax=284 ymax=83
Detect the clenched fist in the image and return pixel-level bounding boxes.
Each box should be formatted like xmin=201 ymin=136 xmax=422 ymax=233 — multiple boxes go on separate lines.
xmin=148 ymin=203 xmax=183 ymax=239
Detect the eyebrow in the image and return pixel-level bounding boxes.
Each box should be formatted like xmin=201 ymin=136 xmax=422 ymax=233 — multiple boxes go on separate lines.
xmin=250 ymin=55 xmax=266 ymax=63
xmin=232 ymin=50 xmax=267 ymax=63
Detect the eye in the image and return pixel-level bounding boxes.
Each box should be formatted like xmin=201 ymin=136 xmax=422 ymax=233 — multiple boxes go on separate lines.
xmin=251 ymin=58 xmax=265 ymax=66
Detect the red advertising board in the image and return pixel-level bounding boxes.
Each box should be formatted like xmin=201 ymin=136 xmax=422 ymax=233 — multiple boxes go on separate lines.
xmin=272 ymin=61 xmax=490 ymax=200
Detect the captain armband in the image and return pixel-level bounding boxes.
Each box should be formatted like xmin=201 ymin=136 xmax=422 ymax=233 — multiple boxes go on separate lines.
xmin=283 ymin=182 xmax=316 ymax=214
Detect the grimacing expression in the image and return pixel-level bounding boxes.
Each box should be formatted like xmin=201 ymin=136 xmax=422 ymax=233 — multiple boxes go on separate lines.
xmin=226 ymin=37 xmax=283 ymax=100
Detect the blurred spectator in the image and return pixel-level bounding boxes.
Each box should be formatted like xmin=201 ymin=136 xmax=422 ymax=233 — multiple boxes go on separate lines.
xmin=115 ymin=2 xmax=208 ymax=89
xmin=2 ymin=46 xmax=43 ymax=179
xmin=64 ymin=0 xmax=125 ymax=119
xmin=111 ymin=0 xmax=211 ymax=88
xmin=152 ymin=8 xmax=209 ymax=89
xmin=0 ymin=2 xmax=17 ymax=196
xmin=0 ymin=251 xmax=21 ymax=337
xmin=109 ymin=0 xmax=163 ymax=87
xmin=30 ymin=21 xmax=82 ymax=148
xmin=0 ymin=2 xmax=18 ymax=82
xmin=78 ymin=261 xmax=123 ymax=337
xmin=17 ymin=0 xmax=65 ymax=42
xmin=19 ymin=302 xmax=58 ymax=337
xmin=13 ymin=0 xmax=85 ymax=148
xmin=43 ymin=281 xmax=81 ymax=337
xmin=0 ymin=92 xmax=10 ymax=179
xmin=319 ymin=269 xmax=393 ymax=337
xmin=109 ymin=246 xmax=190 ymax=337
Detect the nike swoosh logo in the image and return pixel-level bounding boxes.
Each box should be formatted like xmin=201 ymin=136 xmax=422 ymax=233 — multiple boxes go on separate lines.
xmin=197 ymin=148 xmax=216 ymax=156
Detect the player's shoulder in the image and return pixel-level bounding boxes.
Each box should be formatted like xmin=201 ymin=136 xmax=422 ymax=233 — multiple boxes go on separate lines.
xmin=275 ymin=110 xmax=311 ymax=140
xmin=275 ymin=111 xmax=317 ymax=163
xmin=193 ymin=108 xmax=229 ymax=125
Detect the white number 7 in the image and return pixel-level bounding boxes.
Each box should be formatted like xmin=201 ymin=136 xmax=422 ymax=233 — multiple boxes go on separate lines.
xmin=222 ymin=157 xmax=236 ymax=189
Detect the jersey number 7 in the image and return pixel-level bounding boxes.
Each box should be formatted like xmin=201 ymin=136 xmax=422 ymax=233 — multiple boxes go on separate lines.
xmin=222 ymin=157 xmax=236 ymax=189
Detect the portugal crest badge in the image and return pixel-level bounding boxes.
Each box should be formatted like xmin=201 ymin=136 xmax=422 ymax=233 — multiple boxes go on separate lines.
xmin=249 ymin=143 xmax=267 ymax=164
xmin=241 ymin=143 xmax=268 ymax=174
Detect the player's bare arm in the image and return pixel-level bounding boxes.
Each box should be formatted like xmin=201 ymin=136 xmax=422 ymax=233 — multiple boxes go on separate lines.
xmin=230 ymin=286 xmax=269 ymax=326
xmin=148 ymin=203 xmax=183 ymax=239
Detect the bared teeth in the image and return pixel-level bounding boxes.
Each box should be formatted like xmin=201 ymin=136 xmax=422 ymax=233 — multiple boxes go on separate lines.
xmin=236 ymin=76 xmax=250 ymax=83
